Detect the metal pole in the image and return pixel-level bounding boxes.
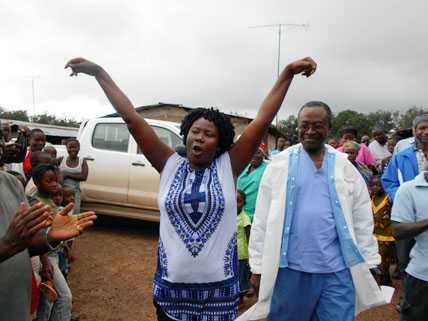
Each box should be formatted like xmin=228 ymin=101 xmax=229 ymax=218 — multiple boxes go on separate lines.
xmin=249 ymin=23 xmax=308 ymax=128
xmin=275 ymin=26 xmax=282 ymax=127
xmin=31 ymin=78 xmax=35 ymax=115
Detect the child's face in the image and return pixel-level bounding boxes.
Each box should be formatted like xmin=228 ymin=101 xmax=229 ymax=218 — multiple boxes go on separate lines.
xmin=237 ymin=193 xmax=245 ymax=213
xmin=51 ymin=186 xmax=64 ymax=206
xmin=66 ymin=141 xmax=80 ymax=158
xmin=33 ymin=155 xmax=52 ymax=169
xmin=387 ymin=139 xmax=396 ymax=154
xmin=44 ymin=148 xmax=57 ymax=160
xmin=344 ymin=147 xmax=358 ymax=163
xmin=30 ymin=132 xmax=46 ymax=152
xmin=62 ymin=188 xmax=75 ymax=206
xmin=369 ymin=177 xmax=383 ymax=195
xmin=37 ymin=170 xmax=58 ymax=194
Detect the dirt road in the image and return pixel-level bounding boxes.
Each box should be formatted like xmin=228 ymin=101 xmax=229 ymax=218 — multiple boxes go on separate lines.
xmin=69 ymin=216 xmax=401 ymax=321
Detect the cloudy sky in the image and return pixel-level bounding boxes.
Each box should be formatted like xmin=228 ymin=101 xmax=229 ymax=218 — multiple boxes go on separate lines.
xmin=1 ymin=0 xmax=427 ymax=121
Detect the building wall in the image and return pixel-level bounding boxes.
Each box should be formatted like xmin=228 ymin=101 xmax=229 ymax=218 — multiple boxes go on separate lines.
xmin=137 ymin=106 xmax=277 ymax=151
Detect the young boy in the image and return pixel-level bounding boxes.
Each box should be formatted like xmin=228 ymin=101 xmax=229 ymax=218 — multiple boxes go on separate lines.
xmin=51 ymin=183 xmax=64 ymax=208
xmin=62 ymin=186 xmax=77 ymax=267
xmin=33 ymin=164 xmax=60 ymax=214
xmin=237 ymin=190 xmax=252 ymax=302
xmin=33 ymin=164 xmax=73 ymax=321
xmin=50 ymin=183 xmax=75 ymax=278
xmin=369 ymin=175 xmax=395 ymax=286
xmin=25 ymin=151 xmax=53 ymax=198
xmin=62 ymin=186 xmax=76 ymax=210
xmin=23 ymin=128 xmax=46 ymax=178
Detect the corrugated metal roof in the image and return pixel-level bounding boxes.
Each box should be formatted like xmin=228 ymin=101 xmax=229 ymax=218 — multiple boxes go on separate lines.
xmin=0 ymin=119 xmax=78 ymax=137
xmin=102 ymin=102 xmax=282 ymax=136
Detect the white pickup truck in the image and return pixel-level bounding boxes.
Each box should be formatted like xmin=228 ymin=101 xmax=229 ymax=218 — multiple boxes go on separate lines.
xmin=57 ymin=117 xmax=182 ymax=221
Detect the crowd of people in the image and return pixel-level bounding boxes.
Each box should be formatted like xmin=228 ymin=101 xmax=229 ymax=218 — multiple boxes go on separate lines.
xmin=0 ymin=123 xmax=93 ymax=321
xmin=1 ymin=54 xmax=427 ymax=321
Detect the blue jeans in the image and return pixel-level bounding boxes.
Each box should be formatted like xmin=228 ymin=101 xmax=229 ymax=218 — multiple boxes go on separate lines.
xmin=36 ymin=254 xmax=72 ymax=321
xmin=268 ymin=268 xmax=355 ymax=321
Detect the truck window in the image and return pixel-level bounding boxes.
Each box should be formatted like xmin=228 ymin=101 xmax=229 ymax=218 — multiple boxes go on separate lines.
xmin=92 ymin=123 xmax=130 ymax=152
xmin=137 ymin=126 xmax=181 ymax=153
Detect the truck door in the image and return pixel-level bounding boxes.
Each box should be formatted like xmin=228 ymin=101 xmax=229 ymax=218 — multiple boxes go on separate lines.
xmin=127 ymin=125 xmax=182 ymax=210
xmin=81 ymin=122 xmax=130 ymax=205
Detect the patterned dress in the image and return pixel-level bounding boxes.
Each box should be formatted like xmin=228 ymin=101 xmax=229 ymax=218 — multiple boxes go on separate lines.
xmin=371 ymin=195 xmax=395 ymax=285
xmin=153 ymin=153 xmax=239 ymax=321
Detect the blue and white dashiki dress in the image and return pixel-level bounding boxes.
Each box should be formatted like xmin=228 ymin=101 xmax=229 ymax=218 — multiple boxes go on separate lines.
xmin=153 ymin=152 xmax=239 ymax=321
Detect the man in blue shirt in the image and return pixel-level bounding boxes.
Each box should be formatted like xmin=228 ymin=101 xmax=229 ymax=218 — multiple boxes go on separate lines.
xmin=382 ymin=115 xmax=428 ymax=279
xmin=391 ymin=172 xmax=428 ymax=321
xmin=242 ymin=102 xmax=382 ymax=321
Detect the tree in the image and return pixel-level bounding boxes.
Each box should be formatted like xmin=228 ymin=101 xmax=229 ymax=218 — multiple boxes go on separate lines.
xmin=278 ymin=115 xmax=299 ymax=144
xmin=398 ymin=107 xmax=428 ymax=129
xmin=0 ymin=110 xmax=30 ymax=122
xmin=331 ymin=110 xmax=370 ymax=139
xmin=31 ymin=113 xmax=80 ymax=127
xmin=366 ymin=110 xmax=399 ymax=133
xmin=0 ymin=108 xmax=79 ymax=127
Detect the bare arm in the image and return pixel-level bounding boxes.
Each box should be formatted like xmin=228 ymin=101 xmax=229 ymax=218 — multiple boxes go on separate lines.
xmin=63 ymin=159 xmax=89 ymax=181
xmin=65 ymin=58 xmax=174 ymax=173
xmin=229 ymin=57 xmax=316 ymax=176
xmin=245 ymin=225 xmax=251 ymax=244
xmin=392 ymin=220 xmax=428 ymax=240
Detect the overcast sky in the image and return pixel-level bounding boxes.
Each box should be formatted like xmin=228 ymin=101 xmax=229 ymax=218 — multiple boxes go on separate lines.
xmin=1 ymin=0 xmax=427 ymax=121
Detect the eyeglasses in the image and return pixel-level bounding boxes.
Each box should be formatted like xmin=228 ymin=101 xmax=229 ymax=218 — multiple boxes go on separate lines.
xmin=298 ymin=123 xmax=327 ymax=131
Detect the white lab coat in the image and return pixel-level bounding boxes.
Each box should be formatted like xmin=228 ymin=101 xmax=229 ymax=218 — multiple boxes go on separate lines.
xmin=237 ymin=144 xmax=385 ymax=321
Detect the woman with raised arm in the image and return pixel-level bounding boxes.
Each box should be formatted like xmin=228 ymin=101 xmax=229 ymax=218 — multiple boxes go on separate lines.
xmin=65 ymin=56 xmax=316 ymax=321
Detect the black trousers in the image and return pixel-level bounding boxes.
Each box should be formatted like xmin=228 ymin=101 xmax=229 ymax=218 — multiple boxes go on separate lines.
xmin=154 ymin=301 xmax=175 ymax=321
xmin=401 ymin=274 xmax=428 ymax=321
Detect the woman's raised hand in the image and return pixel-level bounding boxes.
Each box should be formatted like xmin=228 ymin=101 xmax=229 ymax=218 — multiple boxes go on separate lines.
xmin=65 ymin=57 xmax=102 ymax=77
xmin=286 ymin=57 xmax=317 ymax=77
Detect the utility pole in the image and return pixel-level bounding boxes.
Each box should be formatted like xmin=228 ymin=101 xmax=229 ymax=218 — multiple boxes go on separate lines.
xmin=250 ymin=23 xmax=308 ymax=127
xmin=27 ymin=75 xmax=40 ymax=115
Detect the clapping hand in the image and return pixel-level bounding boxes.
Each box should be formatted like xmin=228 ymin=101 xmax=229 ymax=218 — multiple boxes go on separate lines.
xmin=2 ymin=203 xmax=50 ymax=254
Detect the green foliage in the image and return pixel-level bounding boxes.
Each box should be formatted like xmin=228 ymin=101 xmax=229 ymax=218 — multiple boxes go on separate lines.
xmin=0 ymin=110 xmax=30 ymax=121
xmin=366 ymin=110 xmax=399 ymax=133
xmin=277 ymin=107 xmax=428 ymax=141
xmin=31 ymin=113 xmax=80 ymax=128
xmin=331 ymin=110 xmax=370 ymax=138
xmin=0 ymin=109 xmax=79 ymax=127
xmin=278 ymin=115 xmax=298 ymax=144
xmin=398 ymin=107 xmax=428 ymax=129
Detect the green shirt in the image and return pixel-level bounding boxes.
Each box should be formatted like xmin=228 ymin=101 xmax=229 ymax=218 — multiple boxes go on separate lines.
xmin=35 ymin=192 xmax=58 ymax=214
xmin=237 ymin=211 xmax=251 ymax=260
xmin=237 ymin=162 xmax=268 ymax=221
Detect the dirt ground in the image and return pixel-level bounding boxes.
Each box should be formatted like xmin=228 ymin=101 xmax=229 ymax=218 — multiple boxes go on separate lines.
xmin=69 ymin=216 xmax=402 ymax=321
